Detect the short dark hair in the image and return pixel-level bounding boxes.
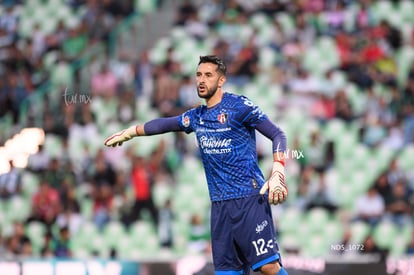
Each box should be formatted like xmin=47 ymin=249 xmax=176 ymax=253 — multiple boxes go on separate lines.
xmin=198 ymin=55 xmax=227 ymax=75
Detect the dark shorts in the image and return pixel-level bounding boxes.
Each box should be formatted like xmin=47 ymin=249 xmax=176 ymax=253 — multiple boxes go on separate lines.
xmin=211 ymin=194 xmax=281 ymax=274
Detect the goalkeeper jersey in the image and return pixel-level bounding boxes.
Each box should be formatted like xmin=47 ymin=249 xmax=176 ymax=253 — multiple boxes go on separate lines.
xmin=178 ymin=92 xmax=268 ymax=202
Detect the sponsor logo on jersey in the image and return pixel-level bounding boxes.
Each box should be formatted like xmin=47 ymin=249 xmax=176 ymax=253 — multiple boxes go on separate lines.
xmin=199 ymin=136 xmax=232 ymax=148
xmin=183 ymin=115 xmax=190 ymax=127
xmin=218 ymin=113 xmax=227 ymax=124
xmin=256 ymin=220 xmax=268 ymax=234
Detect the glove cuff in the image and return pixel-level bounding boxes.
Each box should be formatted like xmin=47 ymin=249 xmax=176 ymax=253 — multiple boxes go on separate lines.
xmin=125 ymin=125 xmax=139 ymax=138
xmin=272 ymin=161 xmax=285 ymax=173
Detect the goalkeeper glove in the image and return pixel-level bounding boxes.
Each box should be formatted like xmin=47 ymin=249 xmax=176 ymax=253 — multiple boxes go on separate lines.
xmin=104 ymin=125 xmax=138 ymax=147
xmin=260 ymin=160 xmax=288 ymax=205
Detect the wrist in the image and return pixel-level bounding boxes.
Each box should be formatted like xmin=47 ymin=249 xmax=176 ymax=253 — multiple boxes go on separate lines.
xmin=272 ymin=161 xmax=285 ymax=172
xmin=275 ymin=159 xmax=285 ymax=166
xmin=126 ymin=125 xmax=139 ymax=138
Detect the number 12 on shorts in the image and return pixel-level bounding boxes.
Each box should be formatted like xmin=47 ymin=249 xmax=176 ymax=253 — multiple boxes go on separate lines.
xmin=252 ymin=238 xmax=274 ymax=256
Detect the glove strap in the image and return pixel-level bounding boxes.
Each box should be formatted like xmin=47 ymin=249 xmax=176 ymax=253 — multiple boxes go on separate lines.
xmin=275 ymin=159 xmax=285 ymax=166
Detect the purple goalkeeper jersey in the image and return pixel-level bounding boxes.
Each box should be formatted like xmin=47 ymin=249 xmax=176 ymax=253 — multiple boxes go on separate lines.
xmin=178 ymin=92 xmax=269 ymax=201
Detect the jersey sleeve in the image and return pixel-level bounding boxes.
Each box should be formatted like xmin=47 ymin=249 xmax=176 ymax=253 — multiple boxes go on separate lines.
xmin=178 ymin=108 xmax=196 ymax=134
xmin=237 ymin=95 xmax=268 ymax=128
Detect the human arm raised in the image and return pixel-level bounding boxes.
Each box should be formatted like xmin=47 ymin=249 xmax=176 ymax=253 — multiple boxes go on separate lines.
xmin=104 ymin=116 xmax=181 ymax=147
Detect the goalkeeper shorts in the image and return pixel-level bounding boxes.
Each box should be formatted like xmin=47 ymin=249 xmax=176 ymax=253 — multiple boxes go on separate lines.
xmin=211 ymin=193 xmax=282 ymax=273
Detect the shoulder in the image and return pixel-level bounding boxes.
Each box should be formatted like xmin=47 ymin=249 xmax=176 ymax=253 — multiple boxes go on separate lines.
xmin=182 ymin=104 xmax=205 ymax=117
xmin=224 ymin=92 xmax=253 ymax=106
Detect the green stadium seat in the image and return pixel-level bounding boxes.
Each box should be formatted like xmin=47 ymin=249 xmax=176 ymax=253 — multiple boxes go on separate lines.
xmin=50 ymin=61 xmax=74 ymax=89
xmin=71 ymin=245 xmax=91 ymax=259
xmin=26 ymin=221 xmax=47 ymax=254
xmin=275 ymin=12 xmax=295 ymax=36
xmin=249 ymin=13 xmax=271 ymax=30
xmin=335 ymin=183 xmax=358 ymax=209
xmin=306 ymin=207 xmax=331 ymax=233
xmin=324 ymin=219 xmax=345 ymax=244
xmin=89 ymin=234 xmax=110 ymax=258
xmin=152 ymin=182 xmax=173 ymax=209
xmin=389 ymin=234 xmax=410 ymax=257
xmin=278 ymin=232 xmax=300 ymax=253
xmin=372 ymin=0 xmax=394 ymax=23
xmin=20 ymin=171 xmax=40 ymax=199
xmin=322 ymin=118 xmax=347 ymax=142
xmin=258 ymin=46 xmax=278 ymax=71
xmin=303 ymin=233 xmax=330 ymax=257
xmin=76 ymin=221 xmax=99 ymax=248
xmin=277 ymin=207 xmax=304 ymax=235
xmin=43 ymin=134 xmax=64 ymax=159
xmin=135 ymin=0 xmax=158 ymax=14
xmin=397 ymin=144 xmax=414 ymax=172
xmin=396 ymin=46 xmax=414 ymax=85
xmin=372 ymin=220 xmax=398 ymax=249
xmin=129 ymin=220 xmax=156 ymax=244
xmin=80 ymin=198 xmax=94 ymax=220
xmin=102 ymin=220 xmax=127 ymax=248
xmin=6 ymin=196 xmax=31 ymax=223
xmin=349 ymin=221 xmax=371 ymax=244
xmin=398 ymin=0 xmax=414 ymax=24
xmin=128 ymin=220 xmax=160 ymax=256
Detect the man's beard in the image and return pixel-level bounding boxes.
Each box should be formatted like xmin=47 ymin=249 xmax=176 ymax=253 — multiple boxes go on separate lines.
xmin=197 ymin=83 xmax=218 ymax=99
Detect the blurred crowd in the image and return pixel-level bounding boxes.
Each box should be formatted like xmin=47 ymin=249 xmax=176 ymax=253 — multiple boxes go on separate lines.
xmin=1 ymin=0 xmax=414 ymax=261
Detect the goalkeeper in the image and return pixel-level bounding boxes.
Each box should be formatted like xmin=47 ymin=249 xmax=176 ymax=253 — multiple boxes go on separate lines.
xmin=105 ymin=55 xmax=288 ymax=275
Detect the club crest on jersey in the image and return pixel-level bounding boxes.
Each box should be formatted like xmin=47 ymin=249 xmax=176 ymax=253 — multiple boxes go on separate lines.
xmin=218 ymin=113 xmax=228 ymax=124
xmin=183 ymin=116 xmax=190 ymax=127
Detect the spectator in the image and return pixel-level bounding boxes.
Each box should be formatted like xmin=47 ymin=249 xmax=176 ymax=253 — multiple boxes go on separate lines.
xmin=56 ymin=185 xmax=83 ymax=235
xmin=87 ymin=149 xmax=117 ymax=188
xmin=91 ymin=184 xmax=113 ymax=231
xmin=117 ymin=89 xmax=136 ymax=124
xmin=384 ymin=180 xmax=412 ymax=227
xmin=373 ymin=172 xmax=392 ymax=203
xmin=406 ymin=228 xmax=414 ymax=254
xmin=187 ymin=214 xmax=210 ymax=254
xmin=151 ymin=64 xmax=181 ymax=116
xmin=55 ymin=204 xmax=84 ymax=237
xmin=134 ymin=51 xmax=153 ymax=98
xmin=40 ymin=233 xmax=55 ymax=258
xmin=27 ymin=180 xmax=61 ymax=230
xmin=158 ymin=199 xmax=174 ymax=249
xmin=386 ymin=158 xmax=406 ymax=186
xmin=5 ymin=222 xmax=32 ymax=258
xmin=0 ymin=160 xmax=22 ymax=199
xmin=178 ymin=75 xmax=200 ymax=109
xmin=121 ymin=155 xmax=158 ymax=227
xmin=310 ymin=91 xmax=336 ymax=123
xmin=401 ymin=77 xmax=414 ymax=145
xmin=358 ymin=234 xmax=388 ymax=262
xmin=334 ymin=89 xmax=354 ymax=122
xmin=27 ymin=144 xmax=50 ymax=174
xmin=303 ymin=130 xmax=329 ymax=174
xmin=353 ymin=185 xmax=385 ymax=227
xmin=91 ymin=62 xmax=118 ymax=98
xmin=42 ymin=158 xmax=67 ymax=190
xmin=50 ymin=226 xmax=72 ymax=258
xmin=305 ymin=171 xmax=338 ymax=214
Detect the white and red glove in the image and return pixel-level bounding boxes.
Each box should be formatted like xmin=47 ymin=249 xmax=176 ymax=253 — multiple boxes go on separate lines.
xmin=104 ymin=125 xmax=138 ymax=147
xmin=260 ymin=160 xmax=288 ymax=205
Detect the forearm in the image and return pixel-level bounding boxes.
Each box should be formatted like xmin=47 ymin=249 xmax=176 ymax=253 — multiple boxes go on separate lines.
xmin=142 ymin=116 xmax=182 ymax=135
xmin=256 ymin=118 xmax=287 ymax=156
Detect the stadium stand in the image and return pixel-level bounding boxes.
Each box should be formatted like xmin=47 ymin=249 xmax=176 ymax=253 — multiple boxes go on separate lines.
xmin=0 ymin=0 xmax=414 ymax=264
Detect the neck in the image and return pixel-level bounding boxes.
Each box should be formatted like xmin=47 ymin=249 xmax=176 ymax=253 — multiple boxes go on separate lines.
xmin=206 ymin=88 xmax=224 ymax=108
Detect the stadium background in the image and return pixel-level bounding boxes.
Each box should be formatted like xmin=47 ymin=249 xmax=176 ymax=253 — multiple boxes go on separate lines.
xmin=0 ymin=0 xmax=414 ymax=274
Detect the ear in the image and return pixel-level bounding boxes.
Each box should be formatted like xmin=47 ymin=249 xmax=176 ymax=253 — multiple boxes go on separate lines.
xmin=218 ymin=75 xmax=226 ymax=88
